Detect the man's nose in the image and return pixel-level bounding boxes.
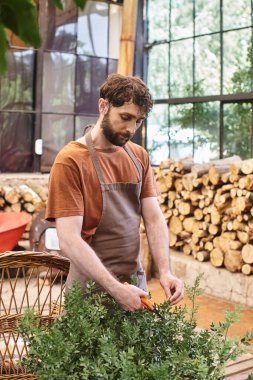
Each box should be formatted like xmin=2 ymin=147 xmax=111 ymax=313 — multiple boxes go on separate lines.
xmin=127 ymin=120 xmax=138 ymax=132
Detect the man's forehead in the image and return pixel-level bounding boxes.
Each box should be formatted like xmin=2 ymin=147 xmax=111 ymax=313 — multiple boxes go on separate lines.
xmin=116 ymin=102 xmax=146 ymax=118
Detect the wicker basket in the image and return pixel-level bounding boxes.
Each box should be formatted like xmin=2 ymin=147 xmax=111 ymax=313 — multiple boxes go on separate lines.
xmin=0 ymin=250 xmax=70 ymax=379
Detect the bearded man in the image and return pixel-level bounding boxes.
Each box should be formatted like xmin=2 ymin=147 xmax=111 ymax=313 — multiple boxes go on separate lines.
xmin=45 ymin=73 xmax=184 ymax=311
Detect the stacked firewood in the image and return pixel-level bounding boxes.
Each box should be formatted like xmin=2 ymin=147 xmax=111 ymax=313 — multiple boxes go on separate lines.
xmin=0 ymin=180 xmax=48 ymax=240
xmin=155 ymin=156 xmax=253 ymax=276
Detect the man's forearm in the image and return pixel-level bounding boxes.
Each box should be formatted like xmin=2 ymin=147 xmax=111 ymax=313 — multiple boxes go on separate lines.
xmin=145 ymin=214 xmax=185 ymax=303
xmin=60 ymin=235 xmax=122 ymax=295
xmin=144 ymin=214 xmax=171 ymax=277
xmin=141 ymin=197 xmax=184 ymax=303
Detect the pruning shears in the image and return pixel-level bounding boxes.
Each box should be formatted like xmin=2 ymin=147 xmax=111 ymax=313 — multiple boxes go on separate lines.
xmin=124 ymin=282 xmax=165 ymax=320
xmin=140 ymin=296 xmax=165 ymax=320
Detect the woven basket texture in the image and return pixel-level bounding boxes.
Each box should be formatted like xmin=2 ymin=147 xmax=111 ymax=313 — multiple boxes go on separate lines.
xmin=0 ymin=250 xmax=70 ymax=379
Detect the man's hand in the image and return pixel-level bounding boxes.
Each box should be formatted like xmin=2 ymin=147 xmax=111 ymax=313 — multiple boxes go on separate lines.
xmin=160 ymin=272 xmax=184 ymax=305
xmin=141 ymin=198 xmax=184 ymax=306
xmin=112 ymin=283 xmax=148 ymax=311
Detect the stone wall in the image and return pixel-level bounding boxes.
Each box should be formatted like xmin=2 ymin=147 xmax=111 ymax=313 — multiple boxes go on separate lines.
xmin=171 ymin=249 xmax=253 ymax=307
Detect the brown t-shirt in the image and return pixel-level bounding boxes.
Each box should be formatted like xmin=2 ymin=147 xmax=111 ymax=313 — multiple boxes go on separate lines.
xmin=45 ymin=140 xmax=158 ymax=240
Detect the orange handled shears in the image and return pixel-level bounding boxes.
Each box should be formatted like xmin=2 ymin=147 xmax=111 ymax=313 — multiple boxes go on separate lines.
xmin=124 ymin=282 xmax=164 ymax=319
xmin=140 ymin=296 xmax=165 ymax=319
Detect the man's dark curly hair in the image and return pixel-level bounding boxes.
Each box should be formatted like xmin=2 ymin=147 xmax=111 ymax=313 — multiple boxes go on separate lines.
xmin=99 ymin=73 xmax=153 ymax=116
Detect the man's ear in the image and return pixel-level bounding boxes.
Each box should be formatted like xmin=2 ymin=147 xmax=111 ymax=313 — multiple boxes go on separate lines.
xmin=98 ymin=98 xmax=109 ymax=114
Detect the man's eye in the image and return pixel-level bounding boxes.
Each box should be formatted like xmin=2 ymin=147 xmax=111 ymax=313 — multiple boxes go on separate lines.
xmin=121 ymin=115 xmax=130 ymax=121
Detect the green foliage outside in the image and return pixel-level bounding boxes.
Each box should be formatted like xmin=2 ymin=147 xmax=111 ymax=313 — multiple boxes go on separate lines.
xmin=0 ymin=0 xmax=87 ymax=74
xmin=175 ymin=50 xmax=252 ymax=159
xmin=19 ymin=275 xmax=253 ymax=380
xmin=148 ymin=52 xmax=252 ymax=161
xmin=147 ymin=0 xmax=253 ymax=162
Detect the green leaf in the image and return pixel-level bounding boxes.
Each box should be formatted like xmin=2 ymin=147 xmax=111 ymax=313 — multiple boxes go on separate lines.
xmin=73 ymin=0 xmax=87 ymax=10
xmin=52 ymin=0 xmax=64 ymax=10
xmin=52 ymin=0 xmax=87 ymax=11
xmin=0 ymin=0 xmax=41 ymax=48
xmin=0 ymin=23 xmax=8 ymax=74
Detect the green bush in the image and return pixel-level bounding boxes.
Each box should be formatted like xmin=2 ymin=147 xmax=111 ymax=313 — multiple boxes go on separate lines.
xmin=19 ymin=276 xmax=253 ymax=380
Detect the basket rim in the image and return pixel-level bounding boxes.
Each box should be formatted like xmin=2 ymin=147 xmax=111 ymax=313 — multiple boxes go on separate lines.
xmin=0 ymin=251 xmax=70 ymax=271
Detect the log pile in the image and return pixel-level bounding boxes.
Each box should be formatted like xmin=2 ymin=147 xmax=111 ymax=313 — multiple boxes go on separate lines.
xmin=0 ymin=179 xmax=48 ymax=241
xmin=155 ymin=156 xmax=253 ymax=276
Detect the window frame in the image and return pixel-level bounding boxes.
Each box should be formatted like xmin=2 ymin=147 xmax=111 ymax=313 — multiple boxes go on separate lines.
xmin=144 ymin=0 xmax=253 ymax=164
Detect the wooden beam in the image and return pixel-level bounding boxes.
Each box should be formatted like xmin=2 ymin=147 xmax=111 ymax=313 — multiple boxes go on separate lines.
xmin=225 ymin=353 xmax=253 ymax=379
xmin=117 ymin=0 xmax=138 ymax=76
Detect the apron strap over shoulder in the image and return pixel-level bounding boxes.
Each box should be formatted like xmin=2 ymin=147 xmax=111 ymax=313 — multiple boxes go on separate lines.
xmin=123 ymin=144 xmax=143 ymax=182
xmin=86 ymin=131 xmax=107 ymax=185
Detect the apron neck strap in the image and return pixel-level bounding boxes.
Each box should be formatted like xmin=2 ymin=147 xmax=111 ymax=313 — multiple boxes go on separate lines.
xmin=86 ymin=130 xmax=143 ymax=183
xmin=123 ymin=144 xmax=142 ymax=181
xmin=85 ymin=130 xmax=106 ymax=183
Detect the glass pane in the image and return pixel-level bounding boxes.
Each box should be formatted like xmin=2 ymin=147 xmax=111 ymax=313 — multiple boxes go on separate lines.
xmin=223 ymin=0 xmax=251 ymax=30
xmin=41 ymin=114 xmax=74 ymax=171
xmin=109 ymin=4 xmax=122 ymax=59
xmin=195 ymin=0 xmax=220 ymax=34
xmin=171 ymin=0 xmax=193 ymax=39
xmin=146 ymin=104 xmax=169 ymax=165
xmin=223 ymin=29 xmax=251 ymax=94
xmin=195 ymin=35 xmax=220 ymax=96
xmin=0 ymin=112 xmax=34 ymax=173
xmin=108 ymin=59 xmax=117 ymax=75
xmin=170 ymin=39 xmax=193 ymax=98
xmin=148 ymin=0 xmax=169 ymax=43
xmin=42 ymin=52 xmax=76 ymax=113
xmin=75 ymin=115 xmax=97 ymax=139
xmin=76 ymin=56 xmax=107 ymax=114
xmin=147 ymin=44 xmax=169 ymax=99
xmin=194 ymin=102 xmax=220 ymax=163
xmin=169 ymin=104 xmax=193 ymax=160
xmin=45 ymin=0 xmax=77 ymax=52
xmin=77 ymin=1 xmax=108 ymax=57
xmin=223 ymin=103 xmax=252 ymax=159
xmin=0 ymin=50 xmax=34 ymax=111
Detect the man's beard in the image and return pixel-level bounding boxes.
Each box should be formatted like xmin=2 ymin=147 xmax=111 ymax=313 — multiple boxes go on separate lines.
xmin=101 ymin=113 xmax=132 ymax=146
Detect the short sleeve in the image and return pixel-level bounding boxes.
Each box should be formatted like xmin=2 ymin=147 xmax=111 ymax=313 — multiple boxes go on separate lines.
xmin=45 ymin=162 xmax=85 ymax=221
